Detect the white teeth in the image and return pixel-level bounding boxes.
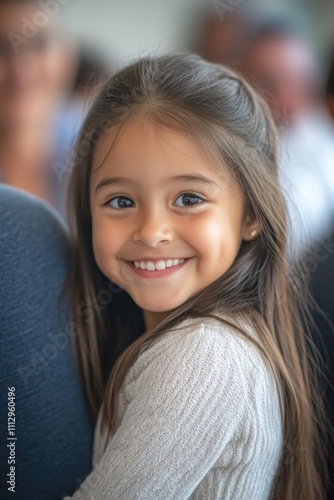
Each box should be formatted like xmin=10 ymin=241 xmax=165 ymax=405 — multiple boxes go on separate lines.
xmin=146 ymin=261 xmax=155 ymax=271
xmin=133 ymin=258 xmax=185 ymax=271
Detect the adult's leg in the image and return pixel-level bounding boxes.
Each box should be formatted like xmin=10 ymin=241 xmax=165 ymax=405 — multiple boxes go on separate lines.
xmin=0 ymin=186 xmax=93 ymax=499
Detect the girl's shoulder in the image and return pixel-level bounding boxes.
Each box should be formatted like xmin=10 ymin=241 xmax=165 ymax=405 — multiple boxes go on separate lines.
xmin=125 ymin=313 xmax=274 ymax=392
xmin=142 ymin=313 xmax=262 ymax=359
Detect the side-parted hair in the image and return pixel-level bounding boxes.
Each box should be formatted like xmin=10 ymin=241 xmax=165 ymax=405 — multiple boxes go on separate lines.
xmin=65 ymin=53 xmax=327 ymax=500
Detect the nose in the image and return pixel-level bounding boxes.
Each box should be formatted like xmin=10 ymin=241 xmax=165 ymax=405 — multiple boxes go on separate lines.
xmin=133 ymin=210 xmax=174 ymax=247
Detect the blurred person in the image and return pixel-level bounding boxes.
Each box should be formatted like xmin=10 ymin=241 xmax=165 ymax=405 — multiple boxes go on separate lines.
xmin=239 ymin=20 xmax=334 ymax=257
xmin=239 ymin=20 xmax=320 ymax=124
xmin=0 ymin=0 xmax=80 ymax=218
xmin=196 ymin=9 xmax=250 ymax=66
xmin=71 ymin=44 xmax=110 ymax=102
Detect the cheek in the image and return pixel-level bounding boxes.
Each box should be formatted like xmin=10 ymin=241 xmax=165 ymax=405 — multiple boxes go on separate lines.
xmin=187 ymin=210 xmax=243 ymax=264
xmin=91 ymin=218 xmax=122 ymax=273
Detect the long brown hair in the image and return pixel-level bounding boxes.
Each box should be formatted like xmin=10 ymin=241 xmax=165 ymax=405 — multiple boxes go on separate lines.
xmin=65 ymin=54 xmax=327 ymax=499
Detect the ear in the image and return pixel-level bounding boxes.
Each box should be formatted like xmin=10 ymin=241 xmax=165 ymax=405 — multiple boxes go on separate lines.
xmin=241 ymin=210 xmax=261 ymax=241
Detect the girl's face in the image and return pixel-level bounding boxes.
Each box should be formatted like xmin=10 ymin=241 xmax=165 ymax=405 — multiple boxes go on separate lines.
xmin=90 ymin=115 xmax=258 ymax=330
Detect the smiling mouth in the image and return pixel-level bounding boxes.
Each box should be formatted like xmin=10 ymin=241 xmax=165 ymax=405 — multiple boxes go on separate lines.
xmin=133 ymin=258 xmax=185 ymax=271
xmin=125 ymin=258 xmax=191 ymax=277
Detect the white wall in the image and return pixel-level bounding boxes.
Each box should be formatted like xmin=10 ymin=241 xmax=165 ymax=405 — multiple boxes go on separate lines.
xmin=63 ymin=0 xmax=206 ymax=67
xmin=61 ymin=0 xmax=334 ymax=69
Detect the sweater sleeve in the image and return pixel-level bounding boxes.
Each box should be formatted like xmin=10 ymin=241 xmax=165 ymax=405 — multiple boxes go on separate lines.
xmin=64 ymin=322 xmax=268 ymax=499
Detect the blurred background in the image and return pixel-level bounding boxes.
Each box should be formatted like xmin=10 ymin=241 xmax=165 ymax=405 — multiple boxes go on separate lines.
xmin=1 ymin=0 xmax=334 ymax=220
xmin=64 ymin=0 xmax=334 ymax=68
xmin=2 ymin=0 xmax=333 ymax=259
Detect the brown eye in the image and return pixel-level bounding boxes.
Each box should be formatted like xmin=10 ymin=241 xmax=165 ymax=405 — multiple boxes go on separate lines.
xmin=173 ymin=193 xmax=204 ymax=207
xmin=107 ymin=196 xmax=135 ymax=209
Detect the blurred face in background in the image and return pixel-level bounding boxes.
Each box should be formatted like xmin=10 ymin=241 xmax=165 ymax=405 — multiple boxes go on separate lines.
xmin=198 ymin=12 xmax=246 ymax=66
xmin=0 ymin=0 xmax=75 ymax=129
xmin=240 ymin=35 xmax=317 ymax=126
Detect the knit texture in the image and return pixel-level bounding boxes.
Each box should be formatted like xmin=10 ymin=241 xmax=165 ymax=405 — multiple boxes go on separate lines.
xmin=66 ymin=315 xmax=284 ymax=499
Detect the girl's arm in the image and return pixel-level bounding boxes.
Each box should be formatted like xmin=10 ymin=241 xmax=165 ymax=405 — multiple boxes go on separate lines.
xmin=64 ymin=322 xmax=280 ymax=499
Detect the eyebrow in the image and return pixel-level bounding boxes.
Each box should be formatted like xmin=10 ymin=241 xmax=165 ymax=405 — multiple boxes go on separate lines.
xmin=94 ymin=174 xmax=218 ymax=194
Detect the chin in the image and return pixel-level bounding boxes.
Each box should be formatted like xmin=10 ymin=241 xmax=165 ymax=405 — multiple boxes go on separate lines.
xmin=132 ymin=295 xmax=185 ymax=314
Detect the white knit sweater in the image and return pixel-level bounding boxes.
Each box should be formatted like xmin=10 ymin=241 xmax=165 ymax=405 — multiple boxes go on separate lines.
xmin=66 ymin=315 xmax=284 ymax=499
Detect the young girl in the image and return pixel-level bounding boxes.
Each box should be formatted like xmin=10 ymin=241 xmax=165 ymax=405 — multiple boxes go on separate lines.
xmin=64 ymin=54 xmax=326 ymax=499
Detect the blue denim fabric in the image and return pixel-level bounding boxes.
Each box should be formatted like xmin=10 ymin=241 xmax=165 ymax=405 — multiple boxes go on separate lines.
xmin=0 ymin=186 xmax=93 ymax=499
